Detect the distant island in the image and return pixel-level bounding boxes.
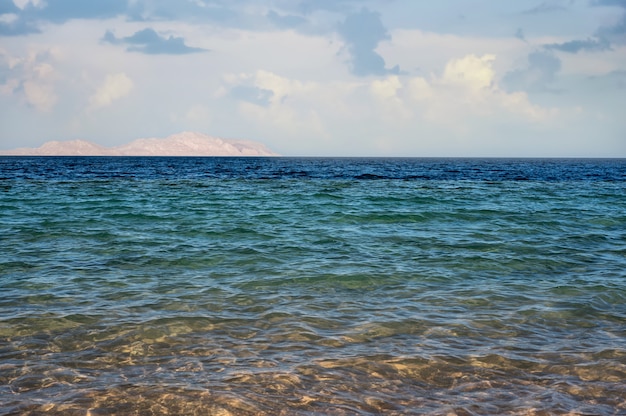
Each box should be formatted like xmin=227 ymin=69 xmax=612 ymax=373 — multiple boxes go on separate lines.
xmin=0 ymin=132 xmax=279 ymax=156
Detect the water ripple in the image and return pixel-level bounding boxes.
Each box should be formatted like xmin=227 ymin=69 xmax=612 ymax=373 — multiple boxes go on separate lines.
xmin=1 ymin=157 xmax=625 ymax=414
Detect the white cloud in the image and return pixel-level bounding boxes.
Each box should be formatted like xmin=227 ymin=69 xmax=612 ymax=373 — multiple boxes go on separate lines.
xmin=381 ymin=29 xmax=529 ymax=78
xmin=557 ymin=45 xmax=626 ymax=76
xmin=370 ymin=75 xmax=411 ymax=120
xmin=369 ymin=54 xmax=556 ymax=125
xmin=222 ymin=70 xmax=354 ymax=152
xmin=370 ymin=75 xmax=402 ymax=100
xmin=22 ymin=79 xmax=56 ymax=112
xmin=0 ymin=48 xmax=58 ymax=112
xmin=220 ymin=53 xmax=560 ymax=155
xmin=442 ymin=54 xmax=495 ymax=90
xmin=0 ymin=13 xmax=19 ymax=24
xmin=12 ymin=0 xmax=44 ymax=9
xmin=237 ymin=71 xmax=330 ymax=145
xmin=88 ymin=73 xmax=133 ymax=110
xmin=407 ymin=77 xmax=433 ymax=100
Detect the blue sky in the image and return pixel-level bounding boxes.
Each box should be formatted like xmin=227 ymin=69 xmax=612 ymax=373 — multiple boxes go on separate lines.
xmin=0 ymin=0 xmax=624 ymax=156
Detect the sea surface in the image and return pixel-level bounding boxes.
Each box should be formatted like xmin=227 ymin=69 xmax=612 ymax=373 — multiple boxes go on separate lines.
xmin=1 ymin=157 xmax=625 ymax=415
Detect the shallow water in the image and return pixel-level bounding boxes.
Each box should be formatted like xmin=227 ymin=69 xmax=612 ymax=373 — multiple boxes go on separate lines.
xmin=1 ymin=157 xmax=625 ymax=415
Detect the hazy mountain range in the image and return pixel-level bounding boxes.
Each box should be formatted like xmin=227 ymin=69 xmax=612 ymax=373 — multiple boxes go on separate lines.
xmin=0 ymin=132 xmax=279 ymax=156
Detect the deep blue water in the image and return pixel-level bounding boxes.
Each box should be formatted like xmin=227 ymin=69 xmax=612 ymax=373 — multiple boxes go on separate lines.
xmin=1 ymin=157 xmax=625 ymax=415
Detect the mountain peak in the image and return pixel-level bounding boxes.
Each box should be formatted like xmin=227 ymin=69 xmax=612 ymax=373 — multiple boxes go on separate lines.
xmin=0 ymin=133 xmax=279 ymax=156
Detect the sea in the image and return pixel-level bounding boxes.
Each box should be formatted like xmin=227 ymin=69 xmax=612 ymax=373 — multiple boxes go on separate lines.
xmin=1 ymin=156 xmax=625 ymax=415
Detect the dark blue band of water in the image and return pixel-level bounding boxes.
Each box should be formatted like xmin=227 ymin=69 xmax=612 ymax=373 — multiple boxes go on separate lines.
xmin=1 ymin=156 xmax=625 ymax=182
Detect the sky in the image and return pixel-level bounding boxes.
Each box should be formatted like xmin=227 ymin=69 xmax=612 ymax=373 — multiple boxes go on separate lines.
xmin=0 ymin=0 xmax=625 ymax=157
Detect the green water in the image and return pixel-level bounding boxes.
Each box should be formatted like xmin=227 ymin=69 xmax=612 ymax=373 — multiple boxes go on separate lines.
xmin=1 ymin=157 xmax=625 ymax=415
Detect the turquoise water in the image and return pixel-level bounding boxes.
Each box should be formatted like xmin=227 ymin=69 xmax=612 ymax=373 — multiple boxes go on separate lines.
xmin=1 ymin=157 xmax=625 ymax=415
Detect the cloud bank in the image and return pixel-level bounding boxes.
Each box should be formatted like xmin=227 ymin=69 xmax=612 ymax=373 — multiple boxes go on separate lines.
xmin=0 ymin=0 xmax=624 ymax=157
